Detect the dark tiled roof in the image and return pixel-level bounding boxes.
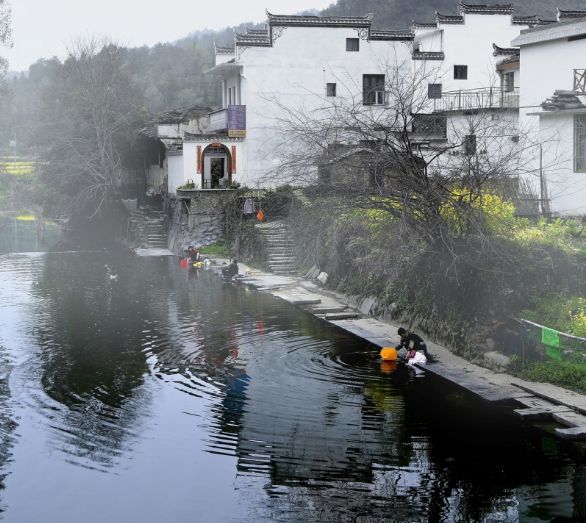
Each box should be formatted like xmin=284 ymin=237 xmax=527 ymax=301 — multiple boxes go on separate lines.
xmin=234 ymin=32 xmax=271 ymax=47
xmin=492 ymin=43 xmax=519 ymax=56
xmin=266 ymin=11 xmax=373 ymax=28
xmin=214 ymin=44 xmax=235 ymax=55
xmin=512 ymin=15 xmax=552 ymax=26
xmin=541 ymin=90 xmax=586 ymax=111
xmin=370 ymin=29 xmax=414 ymax=40
xmin=436 ymin=12 xmax=464 ymax=24
xmin=558 ymin=9 xmax=586 ymax=21
xmin=157 ymin=106 xmax=213 ymax=125
xmin=411 ymin=22 xmax=438 ymax=29
xmin=459 ymin=2 xmax=513 ymax=15
xmin=412 ymin=51 xmax=445 ymax=60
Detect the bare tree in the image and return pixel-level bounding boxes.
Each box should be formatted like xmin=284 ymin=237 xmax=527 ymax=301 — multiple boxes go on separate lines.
xmin=0 ymin=0 xmax=11 ymax=79
xmin=267 ymin=60 xmax=535 ymax=277
xmin=37 ymin=38 xmax=146 ymax=219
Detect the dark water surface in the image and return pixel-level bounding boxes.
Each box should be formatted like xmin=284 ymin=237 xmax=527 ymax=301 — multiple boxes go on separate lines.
xmin=0 ymin=251 xmax=585 ymax=522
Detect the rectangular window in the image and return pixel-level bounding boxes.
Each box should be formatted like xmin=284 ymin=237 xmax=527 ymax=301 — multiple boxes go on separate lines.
xmin=363 ymin=74 xmax=386 ymax=105
xmin=454 ymin=65 xmax=468 ymax=80
xmin=326 ymin=83 xmax=337 ymax=97
xmin=503 ymin=72 xmax=515 ymax=92
xmin=428 ymin=83 xmax=442 ymax=99
xmin=346 ymin=38 xmax=359 ymax=52
xmin=575 ymin=115 xmax=586 ymax=172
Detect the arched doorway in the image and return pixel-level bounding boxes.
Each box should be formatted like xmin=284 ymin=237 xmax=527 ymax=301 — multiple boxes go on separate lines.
xmin=202 ymin=143 xmax=232 ymax=189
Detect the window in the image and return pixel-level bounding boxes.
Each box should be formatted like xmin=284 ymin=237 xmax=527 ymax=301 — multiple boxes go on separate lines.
xmin=575 ymin=115 xmax=586 ymax=172
xmin=503 ymin=72 xmax=515 ymax=92
xmin=412 ymin=113 xmax=447 ymax=138
xmin=363 ymin=74 xmax=386 ymax=105
xmin=346 ymin=38 xmax=359 ymax=52
xmin=428 ymin=83 xmax=442 ymax=99
xmin=454 ymin=65 xmax=468 ymax=80
xmin=326 ymin=83 xmax=337 ymax=97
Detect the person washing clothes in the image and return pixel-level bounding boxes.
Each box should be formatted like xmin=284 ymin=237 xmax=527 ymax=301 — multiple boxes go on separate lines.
xmin=396 ymin=327 xmax=433 ymax=362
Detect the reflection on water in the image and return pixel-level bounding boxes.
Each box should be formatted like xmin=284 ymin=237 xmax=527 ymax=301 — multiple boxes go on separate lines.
xmin=0 ymin=251 xmax=584 ymax=522
xmin=0 ymin=216 xmax=61 ymax=254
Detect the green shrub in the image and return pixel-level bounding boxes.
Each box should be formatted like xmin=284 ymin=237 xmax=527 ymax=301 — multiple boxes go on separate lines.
xmin=522 ymin=294 xmax=586 ymax=338
xmin=199 ymin=241 xmax=229 ymax=257
xmin=517 ymin=359 xmax=586 ymax=394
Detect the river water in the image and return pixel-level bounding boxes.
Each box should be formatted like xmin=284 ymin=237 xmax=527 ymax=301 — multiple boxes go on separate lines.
xmin=0 ymin=250 xmax=585 ymax=522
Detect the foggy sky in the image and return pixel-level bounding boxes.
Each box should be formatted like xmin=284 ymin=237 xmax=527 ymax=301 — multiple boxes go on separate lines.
xmin=5 ymin=0 xmax=336 ymax=71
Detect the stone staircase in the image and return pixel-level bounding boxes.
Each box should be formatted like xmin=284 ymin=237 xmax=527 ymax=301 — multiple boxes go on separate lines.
xmin=255 ymin=220 xmax=297 ymax=275
xmin=128 ymin=207 xmax=168 ymax=249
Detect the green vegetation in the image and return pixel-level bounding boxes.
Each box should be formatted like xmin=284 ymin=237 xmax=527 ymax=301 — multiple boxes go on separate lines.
xmin=522 ymin=294 xmax=586 ymax=338
xmin=516 ymin=359 xmax=586 ymax=394
xmin=0 ymin=158 xmax=35 ymax=176
xmin=177 ymin=181 xmax=196 ymax=190
xmin=199 ymin=241 xmax=230 ymax=257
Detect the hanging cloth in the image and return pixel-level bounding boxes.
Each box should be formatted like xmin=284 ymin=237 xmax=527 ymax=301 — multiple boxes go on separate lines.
xmin=243 ymin=198 xmax=256 ymax=215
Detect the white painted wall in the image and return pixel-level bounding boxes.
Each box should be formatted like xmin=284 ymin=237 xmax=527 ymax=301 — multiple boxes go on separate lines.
xmin=414 ymin=14 xmax=528 ymax=93
xmin=516 ymin=29 xmax=586 ymax=215
xmin=176 ymin=140 xmax=246 ymax=191
xmin=167 ymin=154 xmax=186 ymax=195
xmin=215 ymin=52 xmax=235 ymax=66
xmin=538 ymin=113 xmax=586 ymax=215
xmin=232 ymin=27 xmax=412 ymax=187
xmin=158 ymin=124 xmax=180 ymax=138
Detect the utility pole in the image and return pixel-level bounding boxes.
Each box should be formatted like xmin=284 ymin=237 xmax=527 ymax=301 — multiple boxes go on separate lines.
xmin=539 ymin=144 xmax=551 ymax=218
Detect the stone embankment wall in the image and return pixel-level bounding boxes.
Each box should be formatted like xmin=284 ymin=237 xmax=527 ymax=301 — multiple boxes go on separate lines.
xmin=167 ymin=191 xmax=238 ymax=254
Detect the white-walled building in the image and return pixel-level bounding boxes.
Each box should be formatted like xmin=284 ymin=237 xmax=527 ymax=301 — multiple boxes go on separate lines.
xmin=513 ymin=12 xmax=586 ymax=216
xmin=155 ymin=12 xmax=414 ymax=193
xmin=148 ymin=3 xmax=586 ymax=218
xmin=411 ymin=2 xmax=544 ymax=113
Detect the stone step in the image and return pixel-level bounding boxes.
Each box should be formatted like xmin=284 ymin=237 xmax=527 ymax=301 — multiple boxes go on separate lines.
xmin=325 ymin=312 xmax=360 ymax=320
xmin=268 ymin=258 xmax=296 ymax=263
xmin=312 ymin=306 xmax=348 ymax=314
xmin=268 ymin=261 xmax=296 ymax=267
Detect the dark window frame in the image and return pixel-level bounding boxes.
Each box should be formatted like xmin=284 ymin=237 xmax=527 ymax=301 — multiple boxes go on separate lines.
xmin=363 ymin=74 xmax=386 ymax=106
xmin=454 ymin=65 xmax=468 ymax=80
xmin=428 ymin=83 xmax=442 ymax=99
xmin=346 ymin=38 xmax=359 ymax=52
xmin=575 ymin=115 xmax=586 ymax=172
xmin=503 ymin=71 xmax=515 ymax=92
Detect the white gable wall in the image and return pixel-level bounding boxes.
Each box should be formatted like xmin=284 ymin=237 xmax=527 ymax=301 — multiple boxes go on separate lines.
xmin=538 ymin=113 xmax=586 ymax=215
xmin=414 ymin=15 xmax=527 ymax=94
xmin=517 ymin=32 xmax=586 ymax=215
xmin=236 ymin=27 xmax=412 ymax=187
xmin=167 ymin=154 xmax=186 ymax=195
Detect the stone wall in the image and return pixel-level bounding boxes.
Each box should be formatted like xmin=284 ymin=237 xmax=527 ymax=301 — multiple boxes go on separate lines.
xmin=168 ymin=190 xmax=238 ymax=253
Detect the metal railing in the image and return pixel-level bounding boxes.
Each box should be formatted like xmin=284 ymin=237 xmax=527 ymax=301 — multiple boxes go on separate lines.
xmin=433 ymin=87 xmax=519 ymax=112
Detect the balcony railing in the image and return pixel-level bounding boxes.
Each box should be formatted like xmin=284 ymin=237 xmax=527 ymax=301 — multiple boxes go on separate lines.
xmin=209 ymin=108 xmax=228 ymax=132
xmin=433 ymin=87 xmax=519 ymax=112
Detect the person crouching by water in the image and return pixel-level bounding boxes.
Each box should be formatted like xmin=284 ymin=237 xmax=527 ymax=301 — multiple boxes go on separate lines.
xmin=222 ymin=259 xmax=239 ymax=280
xmin=397 ymin=327 xmax=433 ymax=363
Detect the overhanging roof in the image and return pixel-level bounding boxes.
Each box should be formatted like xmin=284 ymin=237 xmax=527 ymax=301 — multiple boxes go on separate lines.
xmin=513 ymin=18 xmax=586 ymax=46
